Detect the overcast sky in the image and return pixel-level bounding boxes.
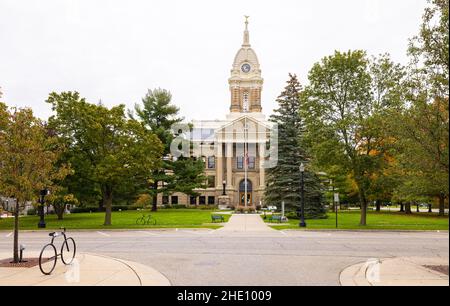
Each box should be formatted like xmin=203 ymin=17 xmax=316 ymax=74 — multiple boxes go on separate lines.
xmin=0 ymin=0 xmax=427 ymax=122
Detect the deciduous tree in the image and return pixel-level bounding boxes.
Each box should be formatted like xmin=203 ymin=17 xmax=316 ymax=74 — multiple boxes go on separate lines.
xmin=0 ymin=105 xmax=69 ymax=262
xmin=47 ymin=92 xmax=163 ymax=225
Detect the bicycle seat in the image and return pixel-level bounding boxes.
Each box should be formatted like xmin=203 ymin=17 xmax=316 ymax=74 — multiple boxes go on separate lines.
xmin=49 ymin=232 xmax=58 ymax=237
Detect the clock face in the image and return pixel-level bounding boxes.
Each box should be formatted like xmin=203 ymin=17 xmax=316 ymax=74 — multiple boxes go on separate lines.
xmin=241 ymin=63 xmax=251 ymax=73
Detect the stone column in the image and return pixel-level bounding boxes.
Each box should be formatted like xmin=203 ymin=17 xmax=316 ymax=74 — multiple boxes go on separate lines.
xmin=226 ymin=142 xmax=233 ymax=189
xmin=259 ymin=143 xmax=265 ymax=188
xmin=216 ymin=143 xmax=223 ymax=189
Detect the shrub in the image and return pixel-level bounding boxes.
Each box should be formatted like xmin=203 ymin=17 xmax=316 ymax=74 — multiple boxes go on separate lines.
xmin=26 ymin=208 xmax=37 ymax=216
xmin=70 ymin=207 xmax=98 ymax=214
xmin=167 ymin=204 xmax=189 ymax=209
xmin=132 ymin=194 xmax=152 ymax=209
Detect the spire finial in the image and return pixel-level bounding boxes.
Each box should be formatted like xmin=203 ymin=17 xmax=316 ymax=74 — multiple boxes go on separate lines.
xmin=243 ymin=15 xmax=250 ymax=47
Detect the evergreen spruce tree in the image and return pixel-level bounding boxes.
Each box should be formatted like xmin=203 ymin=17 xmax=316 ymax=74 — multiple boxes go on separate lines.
xmin=265 ymin=74 xmax=326 ymax=219
xmin=132 ymin=88 xmax=206 ymax=211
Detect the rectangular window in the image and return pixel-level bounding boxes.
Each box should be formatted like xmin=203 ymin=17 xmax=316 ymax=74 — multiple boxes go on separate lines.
xmin=248 ymin=157 xmax=256 ymax=169
xmin=171 ymin=196 xmax=178 ymax=205
xmin=162 ymin=196 xmax=169 ymax=205
xmin=199 ymin=196 xmax=206 ymax=205
xmin=236 ymin=156 xmax=255 ymax=169
xmin=208 ymin=156 xmax=216 ymax=169
xmin=207 ymin=176 xmax=215 ymax=188
xmin=190 ymin=196 xmax=197 ymax=205
xmin=208 ymin=196 xmax=215 ymax=205
xmin=236 ymin=157 xmax=244 ymax=169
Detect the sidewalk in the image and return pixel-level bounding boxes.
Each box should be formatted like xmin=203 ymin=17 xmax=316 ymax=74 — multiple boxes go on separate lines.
xmin=340 ymin=257 xmax=449 ymax=286
xmin=215 ymin=214 xmax=275 ymax=233
xmin=0 ymin=252 xmax=171 ymax=286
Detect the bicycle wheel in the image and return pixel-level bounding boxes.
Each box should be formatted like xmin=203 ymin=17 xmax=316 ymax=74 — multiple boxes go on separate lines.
xmin=61 ymin=237 xmax=77 ymax=265
xmin=136 ymin=217 xmax=145 ymax=225
xmin=39 ymin=244 xmax=57 ymax=275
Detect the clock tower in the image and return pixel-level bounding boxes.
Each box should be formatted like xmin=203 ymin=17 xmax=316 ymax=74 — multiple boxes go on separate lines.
xmin=229 ymin=17 xmax=263 ymax=113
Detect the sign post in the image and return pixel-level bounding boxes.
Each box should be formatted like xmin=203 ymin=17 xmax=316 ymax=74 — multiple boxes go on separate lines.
xmin=334 ymin=193 xmax=339 ymax=228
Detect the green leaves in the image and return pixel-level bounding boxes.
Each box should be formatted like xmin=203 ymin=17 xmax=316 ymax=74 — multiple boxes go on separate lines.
xmin=0 ymin=106 xmax=69 ymax=203
xmin=265 ymin=74 xmax=327 ymax=218
xmin=46 ymin=91 xmax=164 ymax=225
xmin=132 ymin=88 xmax=205 ymax=209
xmin=301 ymin=51 xmax=408 ymax=224
xmin=409 ymin=0 xmax=449 ymax=98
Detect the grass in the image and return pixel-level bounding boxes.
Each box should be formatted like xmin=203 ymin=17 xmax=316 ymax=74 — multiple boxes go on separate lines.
xmin=264 ymin=211 xmax=449 ymax=231
xmin=0 ymin=209 xmax=230 ymax=231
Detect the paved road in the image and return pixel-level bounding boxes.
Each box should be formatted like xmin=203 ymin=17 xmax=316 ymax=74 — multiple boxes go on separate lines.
xmin=0 ymin=227 xmax=447 ymax=286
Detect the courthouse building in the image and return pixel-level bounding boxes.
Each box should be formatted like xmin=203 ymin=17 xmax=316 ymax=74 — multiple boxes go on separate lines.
xmin=158 ymin=18 xmax=273 ymax=208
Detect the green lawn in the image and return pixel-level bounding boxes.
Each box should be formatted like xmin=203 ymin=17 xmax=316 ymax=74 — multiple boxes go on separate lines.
xmin=0 ymin=209 xmax=230 ymax=231
xmin=264 ymin=211 xmax=449 ymax=231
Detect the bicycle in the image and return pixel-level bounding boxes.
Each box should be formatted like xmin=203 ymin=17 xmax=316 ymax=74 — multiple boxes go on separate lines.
xmin=39 ymin=227 xmax=77 ymax=275
xmin=135 ymin=214 xmax=157 ymax=226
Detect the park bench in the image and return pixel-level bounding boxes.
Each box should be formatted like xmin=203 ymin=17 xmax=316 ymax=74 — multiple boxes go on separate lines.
xmin=211 ymin=215 xmax=225 ymax=223
xmin=268 ymin=215 xmax=283 ymax=223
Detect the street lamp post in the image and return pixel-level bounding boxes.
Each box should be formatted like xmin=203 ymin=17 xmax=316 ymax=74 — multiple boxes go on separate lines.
xmin=330 ymin=179 xmax=338 ymax=229
xmin=38 ymin=188 xmax=49 ymax=229
xmin=222 ymin=180 xmax=227 ymax=196
xmin=299 ymin=163 xmax=307 ymax=228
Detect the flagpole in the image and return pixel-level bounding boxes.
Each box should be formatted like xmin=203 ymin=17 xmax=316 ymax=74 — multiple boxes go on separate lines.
xmin=244 ymin=117 xmax=248 ymax=209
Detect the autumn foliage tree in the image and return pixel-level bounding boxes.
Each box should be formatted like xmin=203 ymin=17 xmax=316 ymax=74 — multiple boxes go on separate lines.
xmin=0 ymin=104 xmax=70 ymax=263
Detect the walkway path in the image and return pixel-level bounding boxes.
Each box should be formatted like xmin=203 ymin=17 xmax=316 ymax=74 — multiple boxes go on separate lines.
xmin=215 ymin=214 xmax=275 ymax=233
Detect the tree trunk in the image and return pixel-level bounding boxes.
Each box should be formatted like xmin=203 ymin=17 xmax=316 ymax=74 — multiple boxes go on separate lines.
xmin=13 ymin=199 xmax=20 ymax=263
xmin=375 ymin=200 xmax=381 ymax=212
xmin=416 ymin=202 xmax=420 ymax=213
xmin=399 ymin=202 xmax=405 ymax=212
xmin=151 ymin=181 xmax=158 ymax=212
xmin=55 ymin=204 xmax=64 ymax=220
xmin=103 ymin=186 xmax=113 ymax=226
xmin=405 ymin=202 xmax=412 ymax=214
xmin=439 ymin=192 xmax=445 ymax=217
xmin=428 ymin=204 xmax=433 ymax=213
xmin=98 ymin=199 xmax=104 ymax=212
xmin=359 ymin=191 xmax=368 ymax=226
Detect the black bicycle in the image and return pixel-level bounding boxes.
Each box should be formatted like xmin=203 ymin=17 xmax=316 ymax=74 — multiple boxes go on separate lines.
xmin=136 ymin=214 xmax=157 ymax=226
xmin=39 ymin=227 xmax=76 ymax=275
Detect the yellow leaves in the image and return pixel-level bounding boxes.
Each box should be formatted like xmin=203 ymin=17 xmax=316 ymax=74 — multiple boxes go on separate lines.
xmin=134 ymin=193 xmax=152 ymax=208
xmin=0 ymin=104 xmax=70 ymax=203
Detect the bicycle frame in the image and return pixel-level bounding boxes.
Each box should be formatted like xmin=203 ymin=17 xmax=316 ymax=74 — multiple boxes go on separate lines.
xmin=39 ymin=228 xmax=76 ymax=275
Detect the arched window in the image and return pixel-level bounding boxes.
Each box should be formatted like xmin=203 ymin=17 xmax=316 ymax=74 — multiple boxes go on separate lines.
xmin=239 ymin=179 xmax=253 ymax=192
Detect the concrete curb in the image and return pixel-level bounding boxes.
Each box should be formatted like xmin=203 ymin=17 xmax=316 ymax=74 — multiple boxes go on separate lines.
xmin=340 ymin=257 xmax=449 ymax=286
xmin=0 ymin=252 xmax=171 ymax=286
xmin=85 ymin=253 xmax=172 ymax=286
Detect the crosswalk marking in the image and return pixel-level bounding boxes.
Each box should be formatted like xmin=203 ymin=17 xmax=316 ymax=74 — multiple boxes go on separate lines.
xmin=97 ymin=231 xmax=110 ymax=237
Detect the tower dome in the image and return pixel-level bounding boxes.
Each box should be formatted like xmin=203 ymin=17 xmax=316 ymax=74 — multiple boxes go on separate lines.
xmin=228 ymin=16 xmax=263 ymax=113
